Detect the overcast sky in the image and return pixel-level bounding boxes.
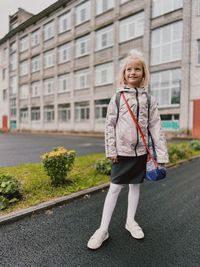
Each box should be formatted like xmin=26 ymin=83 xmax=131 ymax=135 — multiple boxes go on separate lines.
xmin=0 ymin=0 xmax=58 ymax=39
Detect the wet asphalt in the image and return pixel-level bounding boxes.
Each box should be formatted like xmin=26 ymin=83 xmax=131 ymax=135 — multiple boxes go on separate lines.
xmin=0 ymin=132 xmax=104 ymax=166
xmin=0 ymin=158 xmax=200 ymax=267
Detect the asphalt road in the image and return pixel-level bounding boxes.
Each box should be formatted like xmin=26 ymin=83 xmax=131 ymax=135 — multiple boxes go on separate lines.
xmin=0 ymin=158 xmax=199 ymax=267
xmin=0 ymin=132 xmax=104 ymax=166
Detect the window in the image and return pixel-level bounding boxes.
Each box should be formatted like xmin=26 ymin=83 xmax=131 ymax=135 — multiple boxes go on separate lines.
xmin=58 ymin=12 xmax=71 ymax=33
xmin=31 ymin=81 xmax=41 ymax=97
xmin=96 ymin=0 xmax=114 ymax=15
xmin=95 ymin=25 xmax=113 ymax=51
xmin=20 ymin=84 xmax=29 ymax=99
xmin=58 ymin=104 xmax=71 ymax=122
xmin=95 ymin=62 xmax=113 ymax=86
xmin=31 ymin=107 xmax=40 ymax=121
xmin=75 ymin=35 xmax=90 ymax=57
xmin=150 ymin=68 xmax=181 ymax=107
xmin=58 ymin=43 xmax=71 ymax=64
xmin=75 ymin=101 xmax=90 ymax=121
xmin=2 ymin=68 xmax=6 ymax=80
xmin=43 ymin=78 xmax=54 ymax=95
xmin=119 ymin=12 xmax=144 ymax=43
xmin=75 ymin=1 xmax=90 ymax=25
xmin=3 ymin=89 xmax=7 ymax=101
xmin=198 ymin=0 xmax=200 ymax=15
xmin=75 ymin=69 xmax=90 ymax=89
xmin=31 ymin=29 xmax=40 ymax=47
xmin=198 ymin=40 xmax=200 ymax=65
xmin=44 ymin=50 xmax=54 ymax=68
xmin=10 ymin=53 xmax=17 ymax=71
xmin=31 ymin=55 xmax=40 ymax=73
xmin=10 ymin=42 xmax=16 ymax=53
xmin=95 ymin=99 xmax=110 ymax=122
xmin=2 ymin=47 xmax=8 ymax=62
xmin=44 ymin=21 xmax=54 ymax=41
xmin=20 ymin=108 xmax=29 ymax=122
xmin=152 ymin=0 xmax=183 ymax=18
xmin=10 ymin=76 xmax=17 ymax=95
xmin=19 ymin=36 xmax=28 ymax=52
xmin=10 ymin=98 xmax=17 ymax=116
xmin=19 ymin=60 xmax=29 ymax=76
xmin=58 ymin=74 xmax=71 ymax=92
xmin=160 ymin=114 xmax=180 ymax=130
xmin=151 ymin=21 xmax=182 ymax=65
xmin=44 ymin=105 xmax=54 ymax=122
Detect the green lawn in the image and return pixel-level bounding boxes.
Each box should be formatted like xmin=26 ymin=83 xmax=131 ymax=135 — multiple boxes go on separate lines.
xmin=0 ymin=153 xmax=109 ymax=215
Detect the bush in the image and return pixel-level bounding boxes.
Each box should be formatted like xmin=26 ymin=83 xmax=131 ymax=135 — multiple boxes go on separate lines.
xmin=0 ymin=174 xmax=22 ymax=210
xmin=190 ymin=140 xmax=200 ymax=151
xmin=41 ymin=147 xmax=76 ymax=186
xmin=168 ymin=143 xmax=193 ymax=163
xmin=95 ymin=158 xmax=111 ymax=175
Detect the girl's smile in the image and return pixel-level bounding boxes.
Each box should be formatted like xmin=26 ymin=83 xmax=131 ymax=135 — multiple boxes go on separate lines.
xmin=124 ymin=59 xmax=144 ymax=88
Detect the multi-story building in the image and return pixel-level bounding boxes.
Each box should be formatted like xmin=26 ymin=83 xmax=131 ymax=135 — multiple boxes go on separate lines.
xmin=0 ymin=0 xmax=200 ymax=135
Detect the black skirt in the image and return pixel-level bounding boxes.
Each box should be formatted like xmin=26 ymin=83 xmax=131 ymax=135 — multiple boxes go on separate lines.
xmin=111 ymin=154 xmax=148 ymax=184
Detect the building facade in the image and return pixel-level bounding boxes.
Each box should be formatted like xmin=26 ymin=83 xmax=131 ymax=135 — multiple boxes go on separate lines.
xmin=0 ymin=0 xmax=200 ymax=134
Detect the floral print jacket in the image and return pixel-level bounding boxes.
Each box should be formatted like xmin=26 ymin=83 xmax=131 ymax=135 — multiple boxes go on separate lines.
xmin=105 ymin=87 xmax=169 ymax=163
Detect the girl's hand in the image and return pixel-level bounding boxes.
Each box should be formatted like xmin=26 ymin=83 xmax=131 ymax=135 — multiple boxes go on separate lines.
xmin=109 ymin=156 xmax=118 ymax=163
xmin=158 ymin=163 xmax=166 ymax=169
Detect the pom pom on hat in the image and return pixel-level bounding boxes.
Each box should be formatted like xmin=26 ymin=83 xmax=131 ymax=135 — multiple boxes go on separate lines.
xmin=128 ymin=49 xmax=144 ymax=59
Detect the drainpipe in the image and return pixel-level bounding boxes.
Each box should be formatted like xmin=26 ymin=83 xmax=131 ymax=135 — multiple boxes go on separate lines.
xmin=187 ymin=0 xmax=192 ymax=134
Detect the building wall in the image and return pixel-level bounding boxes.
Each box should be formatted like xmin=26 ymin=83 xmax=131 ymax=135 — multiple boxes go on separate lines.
xmin=0 ymin=0 xmax=199 ymax=133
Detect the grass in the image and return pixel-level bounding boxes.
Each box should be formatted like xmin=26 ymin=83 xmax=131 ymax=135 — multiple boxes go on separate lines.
xmin=1 ymin=140 xmax=200 ymax=215
xmin=0 ymin=153 xmax=108 ymax=215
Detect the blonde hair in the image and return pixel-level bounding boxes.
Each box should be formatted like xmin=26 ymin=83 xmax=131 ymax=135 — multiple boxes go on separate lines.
xmin=118 ymin=49 xmax=149 ymax=88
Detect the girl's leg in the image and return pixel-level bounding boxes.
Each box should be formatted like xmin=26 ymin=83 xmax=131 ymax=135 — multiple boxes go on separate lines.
xmin=125 ymin=184 xmax=144 ymax=239
xmin=87 ymin=183 xmax=123 ymax=249
xmin=100 ymin=183 xmax=123 ymax=231
xmin=126 ymin=184 xmax=140 ymax=224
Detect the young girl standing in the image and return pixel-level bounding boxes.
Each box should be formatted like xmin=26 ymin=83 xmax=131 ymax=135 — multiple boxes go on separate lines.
xmin=87 ymin=49 xmax=169 ymax=250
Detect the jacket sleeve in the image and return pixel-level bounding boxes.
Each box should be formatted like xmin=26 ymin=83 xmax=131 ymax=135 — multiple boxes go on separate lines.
xmin=105 ymin=94 xmax=118 ymax=158
xmin=148 ymin=96 xmax=169 ymax=163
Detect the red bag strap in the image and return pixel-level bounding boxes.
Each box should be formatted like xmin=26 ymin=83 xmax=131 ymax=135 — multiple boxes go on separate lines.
xmin=122 ymin=92 xmax=157 ymax=166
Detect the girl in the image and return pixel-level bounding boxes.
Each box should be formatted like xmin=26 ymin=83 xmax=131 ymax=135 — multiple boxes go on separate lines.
xmin=87 ymin=49 xmax=169 ymax=250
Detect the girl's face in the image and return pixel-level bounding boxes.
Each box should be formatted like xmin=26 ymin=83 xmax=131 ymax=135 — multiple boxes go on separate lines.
xmin=124 ymin=59 xmax=144 ymax=88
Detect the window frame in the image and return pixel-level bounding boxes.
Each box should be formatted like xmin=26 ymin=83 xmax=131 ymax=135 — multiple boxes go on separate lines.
xmin=95 ymin=25 xmax=113 ymax=51
xmin=75 ymin=1 xmax=91 ymax=26
xmin=119 ymin=12 xmax=144 ymax=43
xmin=43 ymin=21 xmax=54 ymax=41
xmin=95 ymin=62 xmax=113 ymax=86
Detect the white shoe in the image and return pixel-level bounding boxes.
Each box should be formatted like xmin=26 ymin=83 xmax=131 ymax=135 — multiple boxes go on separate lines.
xmin=125 ymin=221 xmax=144 ymax=239
xmin=87 ymin=228 xmax=109 ymax=250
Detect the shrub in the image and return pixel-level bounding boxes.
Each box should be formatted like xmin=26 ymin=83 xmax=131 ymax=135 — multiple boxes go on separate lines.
xmin=0 ymin=174 xmax=22 ymax=210
xmin=168 ymin=143 xmax=193 ymax=163
xmin=95 ymin=158 xmax=111 ymax=175
xmin=190 ymin=140 xmax=200 ymax=151
xmin=41 ymin=147 xmax=76 ymax=186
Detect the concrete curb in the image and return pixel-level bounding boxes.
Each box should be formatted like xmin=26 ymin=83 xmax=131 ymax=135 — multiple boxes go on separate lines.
xmin=0 ymin=155 xmax=200 ymax=226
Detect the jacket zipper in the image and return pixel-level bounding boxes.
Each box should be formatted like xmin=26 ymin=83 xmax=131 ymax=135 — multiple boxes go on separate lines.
xmin=134 ymin=88 xmax=139 ymax=156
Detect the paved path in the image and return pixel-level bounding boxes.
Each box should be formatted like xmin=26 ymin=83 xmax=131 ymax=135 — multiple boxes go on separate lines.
xmin=0 ymin=158 xmax=200 ymax=267
xmin=0 ymin=132 xmax=104 ymax=166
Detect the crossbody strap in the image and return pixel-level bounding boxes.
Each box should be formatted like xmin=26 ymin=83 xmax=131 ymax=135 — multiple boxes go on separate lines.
xmin=122 ymin=92 xmax=157 ymax=166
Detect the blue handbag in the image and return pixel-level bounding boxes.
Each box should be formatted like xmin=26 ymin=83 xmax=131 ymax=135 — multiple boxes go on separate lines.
xmin=145 ymin=136 xmax=166 ymax=181
xmin=122 ymin=92 xmax=166 ymax=182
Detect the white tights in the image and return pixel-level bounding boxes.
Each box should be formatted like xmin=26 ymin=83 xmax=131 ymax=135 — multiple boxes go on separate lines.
xmin=100 ymin=183 xmax=140 ymax=232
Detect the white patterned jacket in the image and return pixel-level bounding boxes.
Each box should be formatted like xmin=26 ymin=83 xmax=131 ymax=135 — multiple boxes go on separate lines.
xmin=105 ymin=87 xmax=169 ymax=163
